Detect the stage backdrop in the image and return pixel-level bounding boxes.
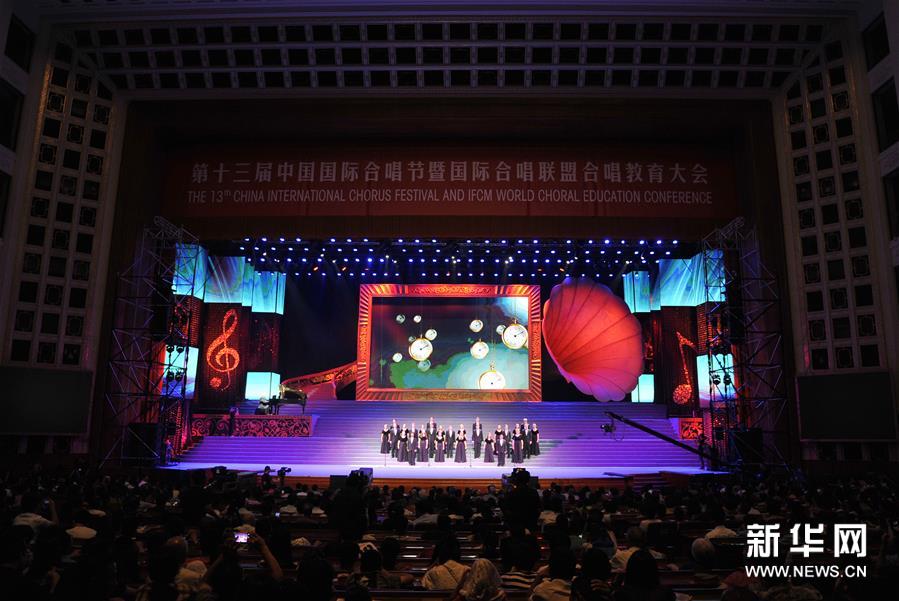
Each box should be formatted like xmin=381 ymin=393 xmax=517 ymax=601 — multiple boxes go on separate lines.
xmin=162 ymin=144 xmax=738 ymax=221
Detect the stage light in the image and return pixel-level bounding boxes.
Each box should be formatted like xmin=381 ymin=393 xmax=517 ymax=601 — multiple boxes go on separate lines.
xmin=261 ymin=237 xmax=267 ymax=242
xmin=279 ymin=237 xmax=285 ymax=242
xmin=673 ymin=240 xmax=679 ymax=244
xmin=639 ymin=240 xmax=645 ymax=245
xmin=296 ymin=237 xmax=301 ymax=242
xmin=239 ymin=246 xmax=245 ymax=251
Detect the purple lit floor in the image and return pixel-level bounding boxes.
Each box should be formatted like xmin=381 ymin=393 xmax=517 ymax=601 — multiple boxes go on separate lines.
xmin=170 ymin=401 xmax=709 ymax=480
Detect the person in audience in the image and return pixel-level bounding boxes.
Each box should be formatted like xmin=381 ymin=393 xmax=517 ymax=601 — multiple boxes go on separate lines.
xmin=422 ymin=535 xmax=470 ymax=590
xmin=611 ymin=527 xmax=664 ymax=571
xmin=334 ymin=540 xmax=360 ymax=588
xmin=346 ymin=548 xmax=401 ymax=590
xmin=500 ymin=536 xmax=538 ymax=591
xmin=503 ymin=469 xmax=541 ymax=533
xmin=296 ymin=554 xmax=335 ymax=601
xmin=453 ymin=557 xmax=506 ymax=601
xmin=613 ymin=549 xmax=675 ymax=601
xmin=571 ymin=547 xmax=613 ymax=601
xmin=530 ymin=547 xmax=576 ymax=601
xmin=586 ymin=516 xmax=618 ymax=559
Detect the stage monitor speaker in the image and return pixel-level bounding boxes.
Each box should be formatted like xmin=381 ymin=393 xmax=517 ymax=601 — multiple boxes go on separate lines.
xmin=731 ymin=428 xmax=764 ymax=463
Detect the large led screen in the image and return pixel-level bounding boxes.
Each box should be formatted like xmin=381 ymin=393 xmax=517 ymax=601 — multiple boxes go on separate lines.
xmin=356 ymin=284 xmax=541 ymax=401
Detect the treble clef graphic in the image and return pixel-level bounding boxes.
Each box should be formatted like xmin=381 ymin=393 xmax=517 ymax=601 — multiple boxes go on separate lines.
xmin=207 ymin=309 xmax=240 ymax=390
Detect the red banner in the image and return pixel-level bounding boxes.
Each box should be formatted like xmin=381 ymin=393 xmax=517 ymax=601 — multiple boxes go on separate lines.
xmin=163 ymin=144 xmax=738 ymax=220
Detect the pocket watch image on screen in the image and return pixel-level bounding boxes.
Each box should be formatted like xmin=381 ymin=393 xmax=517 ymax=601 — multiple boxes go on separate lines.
xmin=478 ymin=362 xmax=506 ymax=390
xmin=408 ymin=336 xmax=433 ymax=362
xmin=470 ymin=340 xmax=489 ymax=360
xmin=501 ymin=320 xmax=528 ymax=350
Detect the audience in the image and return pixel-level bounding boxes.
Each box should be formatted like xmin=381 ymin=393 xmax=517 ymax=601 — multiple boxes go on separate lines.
xmin=423 ymin=535 xmax=470 ymax=590
xmin=530 ymin=547 xmax=576 ymax=601
xmin=1 ymin=463 xmax=897 ymax=600
xmin=453 ymin=558 xmax=506 ymax=601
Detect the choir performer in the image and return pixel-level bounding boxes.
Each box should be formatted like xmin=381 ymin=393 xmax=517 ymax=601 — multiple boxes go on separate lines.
xmin=472 ymin=418 xmax=483 ymax=459
xmin=512 ymin=426 xmax=524 ymax=464
xmin=530 ymin=422 xmax=540 ymax=456
xmin=418 ymin=428 xmax=429 ymax=465
xmin=503 ymin=424 xmax=511 ymax=455
xmin=427 ymin=417 xmax=437 ymax=458
xmin=454 ymin=424 xmax=467 ymax=463
xmin=380 ymin=424 xmax=391 ymax=455
xmin=495 ymin=434 xmax=506 ymax=467
xmin=522 ymin=418 xmax=531 ymax=459
xmin=435 ymin=427 xmax=446 ymax=462
xmin=408 ymin=433 xmax=417 ymax=466
xmin=483 ymin=433 xmax=495 ymax=463
xmin=389 ymin=419 xmax=399 ymax=458
xmin=397 ymin=424 xmax=409 ymax=463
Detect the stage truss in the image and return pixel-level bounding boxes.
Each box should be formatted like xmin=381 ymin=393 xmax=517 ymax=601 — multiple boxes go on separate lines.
xmin=702 ymin=218 xmax=789 ymax=468
xmin=99 ymin=217 xmax=201 ymax=466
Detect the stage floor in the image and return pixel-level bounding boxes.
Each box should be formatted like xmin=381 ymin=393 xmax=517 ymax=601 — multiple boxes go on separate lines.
xmin=175 ymin=400 xmax=704 ymax=482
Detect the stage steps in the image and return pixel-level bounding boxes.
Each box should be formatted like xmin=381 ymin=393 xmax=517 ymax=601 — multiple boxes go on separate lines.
xmin=180 ymin=401 xmax=701 ymax=472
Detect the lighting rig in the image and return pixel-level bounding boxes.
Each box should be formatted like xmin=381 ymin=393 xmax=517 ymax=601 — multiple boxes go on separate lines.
xmin=221 ymin=237 xmax=695 ymax=283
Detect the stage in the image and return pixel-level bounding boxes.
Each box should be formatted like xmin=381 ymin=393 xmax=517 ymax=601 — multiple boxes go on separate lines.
xmin=171 ymin=401 xmax=706 ymax=486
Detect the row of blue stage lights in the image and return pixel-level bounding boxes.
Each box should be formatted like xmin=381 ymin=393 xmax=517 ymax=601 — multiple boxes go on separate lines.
xmin=235 ymin=238 xmax=682 ymax=279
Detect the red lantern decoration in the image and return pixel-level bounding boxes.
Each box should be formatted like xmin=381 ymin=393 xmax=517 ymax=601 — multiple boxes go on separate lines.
xmin=542 ymin=277 xmax=643 ymax=401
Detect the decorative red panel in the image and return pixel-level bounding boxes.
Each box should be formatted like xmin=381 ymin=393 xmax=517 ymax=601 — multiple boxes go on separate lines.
xmin=191 ymin=414 xmax=313 ymax=438
xmin=679 ymin=417 xmax=704 ymax=440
